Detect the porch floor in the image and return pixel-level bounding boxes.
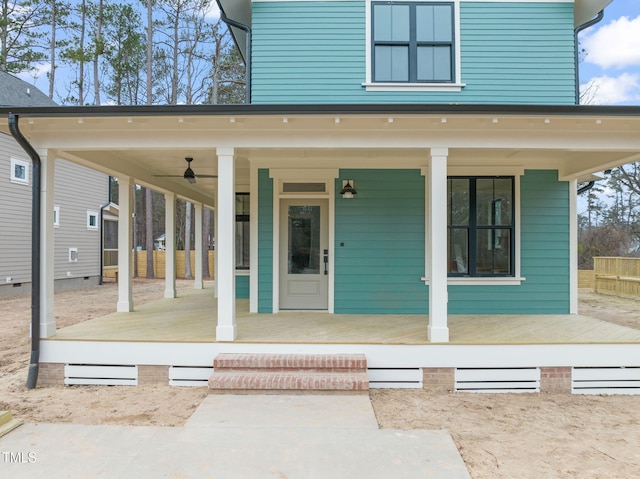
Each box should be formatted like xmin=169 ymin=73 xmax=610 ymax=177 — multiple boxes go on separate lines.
xmin=48 ymin=287 xmax=640 ymax=345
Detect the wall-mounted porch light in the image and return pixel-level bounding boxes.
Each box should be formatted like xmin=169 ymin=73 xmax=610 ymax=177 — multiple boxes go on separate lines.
xmin=340 ymin=180 xmax=357 ymax=199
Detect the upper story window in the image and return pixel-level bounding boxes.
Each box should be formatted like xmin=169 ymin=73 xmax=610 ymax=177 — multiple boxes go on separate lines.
xmin=448 ymin=177 xmax=515 ymax=277
xmin=10 ymin=157 xmax=30 ymax=185
xmin=372 ymin=2 xmax=454 ymax=83
xmin=365 ymin=1 xmax=462 ymax=92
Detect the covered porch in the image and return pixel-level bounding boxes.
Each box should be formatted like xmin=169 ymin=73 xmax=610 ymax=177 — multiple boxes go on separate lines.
xmin=46 ymin=286 xmax=640 ymax=345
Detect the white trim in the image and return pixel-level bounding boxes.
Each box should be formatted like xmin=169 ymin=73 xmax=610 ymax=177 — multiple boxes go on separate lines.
xmin=10 ymin=157 xmax=30 ymax=185
xmin=448 ymin=166 xmax=525 ymax=177
xmin=365 ymin=0 xmax=462 ymax=89
xmin=270 ymin=169 xmax=339 ymax=313
xmin=40 ymin=342 xmax=640 ymax=375
xmin=86 ymin=210 xmax=99 ymax=230
xmin=269 ymin=169 xmax=340 ymax=181
xmin=236 ymin=269 xmax=250 ymax=276
xmin=422 ymin=277 xmax=526 ymax=286
xmin=68 ymin=247 xmax=78 ymax=263
xmin=363 ymin=83 xmax=465 ymax=92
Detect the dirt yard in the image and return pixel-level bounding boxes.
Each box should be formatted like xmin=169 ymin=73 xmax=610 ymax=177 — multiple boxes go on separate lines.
xmin=1 ymin=282 xmax=640 ymax=478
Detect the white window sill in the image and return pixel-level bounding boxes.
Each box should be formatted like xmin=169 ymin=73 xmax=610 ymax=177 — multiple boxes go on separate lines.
xmin=235 ymin=270 xmax=249 ymax=276
xmin=10 ymin=178 xmax=29 ymax=186
xmin=362 ymin=82 xmax=465 ymax=92
xmin=421 ymin=277 xmax=526 ymax=286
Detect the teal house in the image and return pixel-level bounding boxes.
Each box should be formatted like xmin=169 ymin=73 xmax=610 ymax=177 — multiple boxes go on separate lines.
xmin=4 ymin=0 xmax=640 ymax=393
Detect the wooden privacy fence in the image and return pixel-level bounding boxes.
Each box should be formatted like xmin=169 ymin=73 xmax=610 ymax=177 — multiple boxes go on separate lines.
xmin=593 ymin=257 xmax=640 ymax=298
xmin=103 ymin=250 xmax=215 ymax=280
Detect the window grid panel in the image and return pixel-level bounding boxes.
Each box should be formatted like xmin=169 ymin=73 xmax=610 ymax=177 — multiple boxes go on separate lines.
xmin=372 ymin=2 xmax=455 ymax=83
xmin=448 ymin=177 xmax=514 ymax=277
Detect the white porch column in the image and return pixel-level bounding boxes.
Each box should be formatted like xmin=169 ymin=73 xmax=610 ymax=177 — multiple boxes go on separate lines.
xmin=216 ymin=148 xmax=236 ymax=341
xmin=39 ymin=151 xmax=56 ymax=338
xmin=428 ymin=148 xmax=449 ymax=342
xmin=214 ymin=203 xmax=218 ymax=298
xmin=164 ymin=192 xmax=176 ymax=299
xmin=194 ymin=202 xmax=204 ymax=289
xmin=249 ymin=165 xmax=258 ymax=313
xmin=569 ymin=179 xmax=578 ymax=314
xmin=117 ymin=177 xmax=134 ymax=312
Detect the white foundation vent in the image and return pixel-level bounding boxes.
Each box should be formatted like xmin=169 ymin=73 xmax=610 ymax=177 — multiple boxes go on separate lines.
xmin=168 ymin=366 xmax=213 ymax=387
xmin=572 ymin=367 xmax=640 ymax=395
xmin=64 ymin=364 xmax=137 ymax=386
xmin=455 ymin=368 xmax=540 ymax=393
xmin=367 ymin=368 xmax=423 ymax=389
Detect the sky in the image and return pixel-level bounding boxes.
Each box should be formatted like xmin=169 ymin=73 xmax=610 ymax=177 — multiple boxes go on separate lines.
xmin=579 ymin=0 xmax=640 ymax=105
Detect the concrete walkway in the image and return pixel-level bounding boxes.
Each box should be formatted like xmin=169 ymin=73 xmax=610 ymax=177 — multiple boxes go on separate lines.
xmin=0 ymin=395 xmax=470 ymax=478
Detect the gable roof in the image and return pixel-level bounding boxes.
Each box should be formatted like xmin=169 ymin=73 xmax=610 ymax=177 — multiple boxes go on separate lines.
xmin=0 ymin=71 xmax=57 ymax=108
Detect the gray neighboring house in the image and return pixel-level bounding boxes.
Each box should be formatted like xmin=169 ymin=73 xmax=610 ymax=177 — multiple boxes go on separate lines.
xmin=0 ymin=71 xmax=109 ymax=297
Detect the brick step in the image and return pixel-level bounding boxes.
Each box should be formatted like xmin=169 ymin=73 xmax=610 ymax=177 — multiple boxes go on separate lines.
xmin=208 ymin=371 xmax=369 ymax=393
xmin=213 ymin=353 xmax=367 ymax=371
xmin=0 ymin=411 xmax=23 ymax=438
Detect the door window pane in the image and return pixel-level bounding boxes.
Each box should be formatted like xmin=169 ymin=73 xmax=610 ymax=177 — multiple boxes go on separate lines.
xmin=288 ymin=206 xmax=321 ymax=274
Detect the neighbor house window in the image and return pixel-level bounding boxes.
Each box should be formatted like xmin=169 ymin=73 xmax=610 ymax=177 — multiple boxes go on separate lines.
xmin=448 ymin=177 xmax=514 ymax=276
xmin=53 ymin=206 xmax=60 ymax=227
xmin=235 ymin=193 xmax=250 ymax=270
xmin=87 ymin=211 xmax=99 ymax=230
xmin=10 ymin=157 xmax=30 ymax=185
xmin=372 ymin=1 xmax=454 ymax=83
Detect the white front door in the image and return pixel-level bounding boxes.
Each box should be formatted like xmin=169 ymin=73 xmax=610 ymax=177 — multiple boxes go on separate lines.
xmin=279 ymin=199 xmax=329 ymax=310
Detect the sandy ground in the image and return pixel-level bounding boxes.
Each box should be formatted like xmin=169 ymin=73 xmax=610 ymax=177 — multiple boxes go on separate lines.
xmin=1 ymin=282 xmax=640 ymax=477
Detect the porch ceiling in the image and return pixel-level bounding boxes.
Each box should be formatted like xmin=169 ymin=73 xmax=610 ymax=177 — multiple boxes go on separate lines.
xmin=2 ymin=106 xmax=640 ymax=201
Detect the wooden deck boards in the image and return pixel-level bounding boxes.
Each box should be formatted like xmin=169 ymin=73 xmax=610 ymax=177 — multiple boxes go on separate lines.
xmin=48 ymin=287 xmax=640 ymax=345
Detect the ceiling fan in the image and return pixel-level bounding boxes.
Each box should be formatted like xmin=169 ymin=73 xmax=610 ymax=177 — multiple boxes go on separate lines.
xmin=153 ymin=157 xmax=217 ymax=184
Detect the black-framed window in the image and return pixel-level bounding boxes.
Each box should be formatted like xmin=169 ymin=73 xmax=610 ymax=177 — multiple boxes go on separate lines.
xmin=372 ymin=2 xmax=454 ymax=83
xmin=235 ymin=193 xmax=250 ymax=270
xmin=447 ymin=177 xmax=514 ymax=277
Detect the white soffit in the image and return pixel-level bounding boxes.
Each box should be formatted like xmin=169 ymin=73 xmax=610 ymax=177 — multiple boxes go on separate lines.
xmin=575 ymin=0 xmax=613 ymax=26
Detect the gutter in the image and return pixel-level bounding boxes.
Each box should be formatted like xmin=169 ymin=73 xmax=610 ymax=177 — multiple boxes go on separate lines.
xmin=216 ymin=1 xmax=251 ymax=104
xmin=577 ymin=181 xmax=595 ymax=195
xmin=575 ymin=10 xmax=605 ymax=105
xmin=8 ymin=113 xmax=40 ymax=389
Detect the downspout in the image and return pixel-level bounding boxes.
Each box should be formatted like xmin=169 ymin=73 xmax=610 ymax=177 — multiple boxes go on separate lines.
xmin=217 ymin=4 xmax=251 ymax=104
xmin=98 ymin=176 xmax=113 ymax=286
xmin=8 ymin=113 xmax=40 ymax=390
xmin=574 ymin=10 xmax=605 ymax=105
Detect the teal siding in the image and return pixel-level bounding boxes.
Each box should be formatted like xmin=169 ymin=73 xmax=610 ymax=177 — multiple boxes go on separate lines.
xmin=334 ymin=169 xmax=428 ymax=313
xmin=252 ymin=1 xmax=575 ymax=105
xmin=257 ymin=169 xmax=273 ymax=312
xmin=448 ymin=170 xmax=570 ymax=314
xmin=236 ymin=275 xmax=249 ymax=298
